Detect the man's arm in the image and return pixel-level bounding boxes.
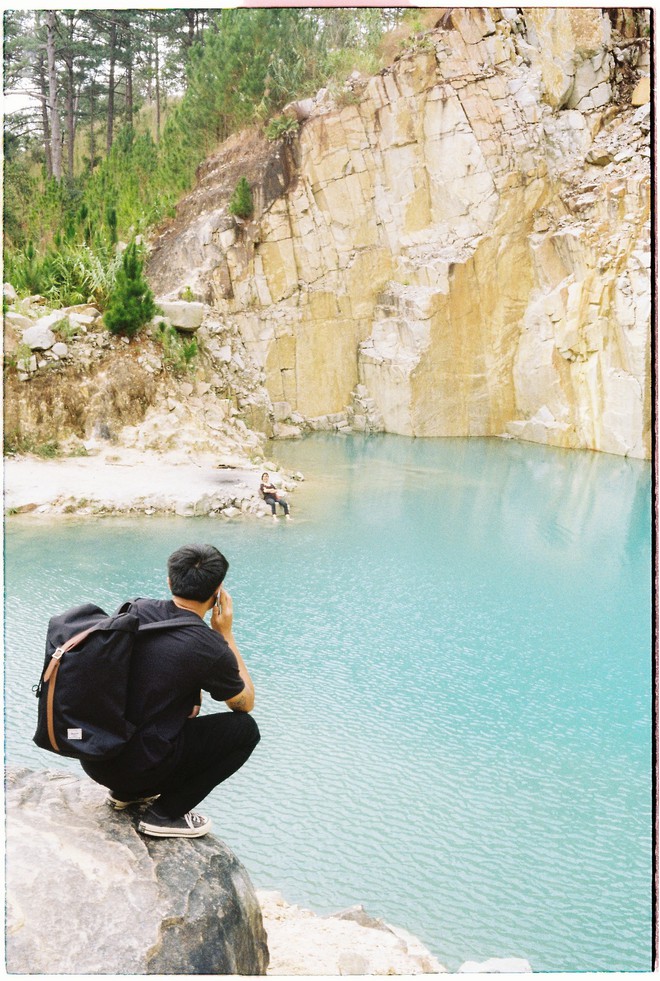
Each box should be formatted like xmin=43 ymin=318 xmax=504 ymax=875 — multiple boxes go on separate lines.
xmin=211 ymin=587 xmax=255 ymax=712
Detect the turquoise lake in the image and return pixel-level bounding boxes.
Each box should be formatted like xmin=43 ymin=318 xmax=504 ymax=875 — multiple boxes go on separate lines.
xmin=4 ymin=434 xmax=653 ymax=971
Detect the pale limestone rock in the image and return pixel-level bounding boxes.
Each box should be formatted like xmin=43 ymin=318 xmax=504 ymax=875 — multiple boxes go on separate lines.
xmin=156 ymin=300 xmax=206 ymax=332
xmin=257 ymin=891 xmax=446 ymax=976
xmin=68 ymin=312 xmax=96 ymax=327
xmin=3 ymin=282 xmax=18 ymax=302
xmin=525 ymin=8 xmax=611 ymax=108
xmin=272 ymin=422 xmax=302 ymax=439
xmin=22 ymin=323 xmax=56 ymax=351
xmin=458 ymin=956 xmax=532 ymax=972
xmin=631 ymin=76 xmax=650 ymax=106
xmin=17 ymin=354 xmax=37 ymax=375
xmin=144 ymin=8 xmax=650 ymax=460
xmin=4 ymin=311 xmax=33 ymax=331
xmin=272 ymin=401 xmax=292 ymax=422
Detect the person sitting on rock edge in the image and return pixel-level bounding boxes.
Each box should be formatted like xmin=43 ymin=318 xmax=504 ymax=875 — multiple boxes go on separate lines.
xmin=81 ymin=543 xmax=259 ymax=839
xmin=260 ymin=472 xmax=291 ymax=520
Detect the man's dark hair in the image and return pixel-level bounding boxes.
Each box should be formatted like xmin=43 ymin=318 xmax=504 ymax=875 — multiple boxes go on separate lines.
xmin=167 ymin=544 xmax=229 ymax=602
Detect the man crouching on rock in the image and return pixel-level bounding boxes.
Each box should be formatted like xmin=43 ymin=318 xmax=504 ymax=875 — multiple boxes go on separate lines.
xmin=82 ymin=543 xmax=259 ymax=839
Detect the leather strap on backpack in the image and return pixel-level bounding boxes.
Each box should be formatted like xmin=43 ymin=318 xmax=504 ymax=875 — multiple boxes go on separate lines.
xmin=43 ymin=626 xmax=95 ymax=682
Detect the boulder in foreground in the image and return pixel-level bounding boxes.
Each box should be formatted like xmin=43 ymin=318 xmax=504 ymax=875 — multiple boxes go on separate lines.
xmin=6 ymin=767 xmax=268 ymax=974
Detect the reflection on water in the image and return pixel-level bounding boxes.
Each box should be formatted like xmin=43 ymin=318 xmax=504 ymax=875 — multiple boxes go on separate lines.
xmin=4 ymin=435 xmax=652 ymax=972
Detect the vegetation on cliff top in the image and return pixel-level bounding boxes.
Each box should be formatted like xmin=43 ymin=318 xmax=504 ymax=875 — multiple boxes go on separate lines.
xmin=5 ymin=8 xmax=438 ymax=339
xmin=4 ymin=8 xmax=410 ymax=275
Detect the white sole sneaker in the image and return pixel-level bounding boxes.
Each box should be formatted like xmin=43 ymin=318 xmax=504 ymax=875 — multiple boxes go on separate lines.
xmin=138 ymin=809 xmax=211 ymax=838
xmin=107 ymin=793 xmax=160 ymax=811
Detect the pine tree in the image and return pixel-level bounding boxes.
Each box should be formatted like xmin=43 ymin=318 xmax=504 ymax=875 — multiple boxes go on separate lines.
xmin=229 ymin=177 xmax=253 ymax=219
xmin=104 ymin=242 xmax=156 ymax=337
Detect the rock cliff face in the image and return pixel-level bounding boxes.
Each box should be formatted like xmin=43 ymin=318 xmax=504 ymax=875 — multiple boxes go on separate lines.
xmin=148 ymin=7 xmax=651 ymax=459
xmin=6 ymin=767 xmax=269 ymax=975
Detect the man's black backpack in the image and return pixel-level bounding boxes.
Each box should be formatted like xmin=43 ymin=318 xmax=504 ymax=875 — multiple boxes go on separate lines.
xmin=33 ymin=601 xmax=199 ymax=762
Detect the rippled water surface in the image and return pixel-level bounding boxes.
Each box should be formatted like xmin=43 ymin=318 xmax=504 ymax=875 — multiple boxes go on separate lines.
xmin=5 ymin=435 xmax=652 ymax=971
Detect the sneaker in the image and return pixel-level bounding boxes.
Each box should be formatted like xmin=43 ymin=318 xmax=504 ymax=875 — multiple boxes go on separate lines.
xmin=138 ymin=807 xmax=211 ymax=838
xmin=107 ymin=792 xmax=160 ymax=811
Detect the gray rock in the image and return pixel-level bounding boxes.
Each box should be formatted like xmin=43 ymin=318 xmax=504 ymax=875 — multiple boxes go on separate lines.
xmin=632 ymin=102 xmax=651 ymax=132
xmin=52 ymin=342 xmax=69 ymax=358
xmin=329 ymin=903 xmax=391 ymax=933
xmin=4 ymin=311 xmax=33 ymax=331
xmin=3 ymin=282 xmax=18 ymax=302
xmin=585 ymin=147 xmax=614 ymax=165
xmin=272 ymin=401 xmax=292 ymax=422
xmin=68 ymin=312 xmax=96 ymax=327
xmin=272 ymin=422 xmax=302 ymax=439
xmin=156 ymin=300 xmax=206 ymax=332
xmin=22 ymin=323 xmax=56 ymax=351
xmin=17 ymin=354 xmax=37 ymax=375
xmin=6 ymin=767 xmax=269 ymax=975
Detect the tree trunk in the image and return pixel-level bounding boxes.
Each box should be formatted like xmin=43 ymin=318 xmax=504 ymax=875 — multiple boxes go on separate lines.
xmin=36 ymin=52 xmax=53 ymax=177
xmin=106 ymin=17 xmax=116 ymax=153
xmin=126 ymin=59 xmax=133 ymax=127
xmin=34 ymin=13 xmax=53 ymax=177
xmin=66 ymin=62 xmax=75 ymax=177
xmin=89 ymin=79 xmax=95 ymax=171
xmin=64 ymin=12 xmax=76 ymax=178
xmin=155 ymin=32 xmax=161 ymax=143
xmin=184 ymin=10 xmax=196 ymax=47
xmin=45 ymin=10 xmax=62 ymax=181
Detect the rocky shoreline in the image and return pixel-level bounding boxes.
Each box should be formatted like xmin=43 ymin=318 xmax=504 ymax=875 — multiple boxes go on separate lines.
xmin=257 ymin=890 xmax=532 ymax=975
xmin=4 ymin=447 xmax=300 ymax=519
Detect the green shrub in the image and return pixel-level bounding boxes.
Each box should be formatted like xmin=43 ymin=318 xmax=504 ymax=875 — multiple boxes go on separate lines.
xmin=228 ymin=177 xmax=254 ymax=220
xmin=52 ymin=317 xmax=77 ymax=342
xmin=35 ymin=440 xmax=60 ymax=458
xmin=156 ymin=321 xmax=198 ymax=375
xmin=5 ymin=240 xmax=121 ymax=307
xmin=104 ymin=242 xmax=156 ymax=337
xmin=4 ymin=433 xmax=60 ymax=458
xmin=265 ymin=115 xmax=300 ymax=142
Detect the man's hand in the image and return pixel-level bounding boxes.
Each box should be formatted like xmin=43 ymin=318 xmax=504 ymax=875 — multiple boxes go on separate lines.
xmin=188 ymin=690 xmax=203 ymax=718
xmin=211 ymin=586 xmax=233 ymax=640
xmin=210 ymin=586 xmax=256 ymax=713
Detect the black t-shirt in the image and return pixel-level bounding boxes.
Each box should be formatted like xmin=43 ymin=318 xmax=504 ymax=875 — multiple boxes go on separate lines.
xmin=82 ymin=598 xmax=245 ymax=789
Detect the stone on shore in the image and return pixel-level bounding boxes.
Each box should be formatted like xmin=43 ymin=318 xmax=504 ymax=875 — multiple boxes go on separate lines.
xmin=6 ymin=767 xmax=269 ymax=975
xmin=256 ymin=890 xmax=447 ymax=975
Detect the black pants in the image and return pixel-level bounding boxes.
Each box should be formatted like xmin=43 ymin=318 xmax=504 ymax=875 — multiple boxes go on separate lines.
xmin=157 ymin=712 xmax=260 ymax=817
xmin=96 ymin=712 xmax=260 ymax=818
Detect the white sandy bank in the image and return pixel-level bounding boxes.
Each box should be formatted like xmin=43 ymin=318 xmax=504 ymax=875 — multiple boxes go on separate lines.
xmin=3 ymin=447 xmax=293 ymax=518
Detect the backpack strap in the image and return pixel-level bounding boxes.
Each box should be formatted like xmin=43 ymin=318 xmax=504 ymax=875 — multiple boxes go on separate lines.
xmin=118 ymin=601 xmax=202 ymax=633
xmin=137 ymin=617 xmax=201 ymax=633
xmin=43 ymin=626 xmax=96 ymax=683
xmin=43 ymin=615 xmax=200 ymax=682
